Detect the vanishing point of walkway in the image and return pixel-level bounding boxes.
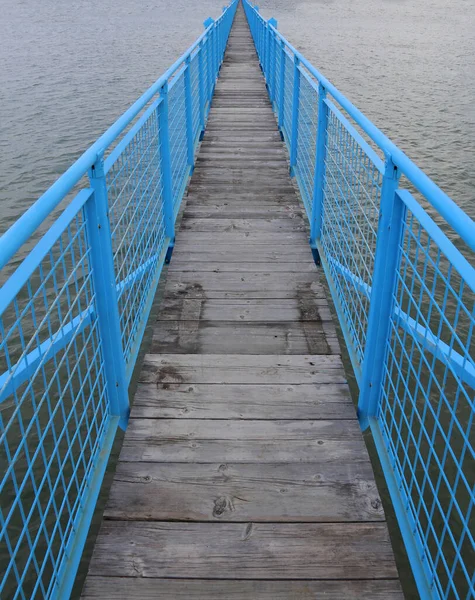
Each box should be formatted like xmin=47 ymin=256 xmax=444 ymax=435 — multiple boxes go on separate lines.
xmin=81 ymin=6 xmax=403 ymax=598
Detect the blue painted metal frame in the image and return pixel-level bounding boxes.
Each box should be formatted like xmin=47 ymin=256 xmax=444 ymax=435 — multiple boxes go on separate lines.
xmin=86 ymin=153 xmax=130 ymax=431
xmin=243 ymin=1 xmax=475 ymax=598
xmin=0 ymin=2 xmax=237 ymax=598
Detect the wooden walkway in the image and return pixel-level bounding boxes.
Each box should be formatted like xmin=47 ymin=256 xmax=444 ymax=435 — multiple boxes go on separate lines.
xmin=82 ymin=6 xmax=402 ymax=598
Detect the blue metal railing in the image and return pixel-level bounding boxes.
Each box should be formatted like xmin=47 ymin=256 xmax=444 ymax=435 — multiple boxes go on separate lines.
xmin=0 ymin=2 xmax=237 ymax=598
xmin=243 ymin=1 xmax=474 ymax=598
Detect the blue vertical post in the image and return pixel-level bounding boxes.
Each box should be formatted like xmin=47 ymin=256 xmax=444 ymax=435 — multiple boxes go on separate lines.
xmin=203 ymin=18 xmax=214 ymax=104
xmin=289 ymin=55 xmax=301 ymax=176
xmin=357 ymin=156 xmax=404 ymax=430
xmin=309 ymin=83 xmax=329 ymax=265
xmin=268 ymin=19 xmax=278 ymax=104
xmin=207 ymin=31 xmax=212 ymax=104
xmin=86 ymin=153 xmax=129 ymax=430
xmin=157 ymin=83 xmax=175 ymax=264
xmin=184 ymin=55 xmax=195 ymax=170
xmin=214 ymin=23 xmax=219 ymax=86
xmin=221 ymin=6 xmax=228 ymax=63
xmin=278 ymin=39 xmax=285 ymax=133
xmin=263 ymin=22 xmax=268 ymax=77
xmin=198 ymin=41 xmax=206 ymax=139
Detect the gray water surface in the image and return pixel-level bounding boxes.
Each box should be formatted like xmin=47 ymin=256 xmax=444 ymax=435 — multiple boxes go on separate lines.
xmin=1 ymin=0 xmax=474 ymax=233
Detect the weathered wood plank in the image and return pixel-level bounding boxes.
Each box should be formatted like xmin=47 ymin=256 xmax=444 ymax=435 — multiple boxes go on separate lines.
xmin=82 ymin=578 xmax=404 ymax=599
xmin=163 ymin=271 xmax=322 ymax=293
xmin=87 ymin=522 xmax=398 ymax=580
xmin=167 ymin=262 xmax=316 ymax=274
xmin=151 ymin=321 xmax=337 ymax=355
xmin=171 ymin=247 xmax=312 ymax=262
xmin=131 ymin=382 xmax=355 ymax=420
xmin=158 ymin=297 xmax=332 ymax=321
xmin=139 ymin=354 xmax=346 ymax=385
xmin=119 ymin=418 xmax=367 ymax=463
xmin=180 ymin=218 xmax=306 ymax=233
xmin=104 ymin=462 xmax=384 ymax=522
xmin=182 ymin=207 xmax=302 ymax=219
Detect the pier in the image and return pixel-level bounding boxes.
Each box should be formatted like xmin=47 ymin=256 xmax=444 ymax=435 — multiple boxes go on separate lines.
xmin=81 ymin=6 xmax=401 ymax=596
xmin=1 ymin=1 xmax=473 ymax=599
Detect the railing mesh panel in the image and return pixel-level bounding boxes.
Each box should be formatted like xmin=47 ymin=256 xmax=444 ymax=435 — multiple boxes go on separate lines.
xmin=296 ymin=71 xmax=319 ymax=218
xmin=190 ymin=52 xmax=201 ymax=143
xmin=282 ymin=50 xmax=294 ymax=144
xmin=0 ymin=210 xmax=109 ymax=599
xmin=168 ymin=74 xmax=188 ymax=214
xmin=106 ymin=108 xmax=165 ymax=367
xmin=320 ymin=107 xmax=382 ymax=372
xmin=380 ymin=209 xmax=475 ymax=599
xmin=273 ymin=39 xmax=282 ymax=113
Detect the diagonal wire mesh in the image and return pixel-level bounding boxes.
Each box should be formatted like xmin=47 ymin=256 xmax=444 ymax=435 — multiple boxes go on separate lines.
xmin=106 ymin=106 xmax=166 ymax=370
xmin=320 ymin=106 xmax=383 ymax=374
xmin=0 ymin=205 xmax=110 ymax=600
xmin=380 ymin=205 xmax=475 ymax=600
xmin=190 ymin=50 xmax=201 ymax=145
xmin=273 ymin=37 xmax=282 ymax=115
xmin=295 ymin=69 xmax=319 ymax=218
xmin=168 ymin=73 xmax=189 ymax=215
xmin=282 ymin=49 xmax=294 ymax=144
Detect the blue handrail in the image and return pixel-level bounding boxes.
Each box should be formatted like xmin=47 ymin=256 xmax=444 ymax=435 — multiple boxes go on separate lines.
xmin=243 ymin=1 xmax=474 ymax=599
xmin=0 ymin=2 xmax=238 ymax=598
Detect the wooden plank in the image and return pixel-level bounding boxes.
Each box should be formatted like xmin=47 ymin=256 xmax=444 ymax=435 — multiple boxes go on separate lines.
xmin=87 ymin=522 xmax=398 ymax=580
xmin=180 ymin=218 xmax=306 ymax=233
xmin=182 ymin=207 xmax=303 ymax=219
xmin=139 ymin=354 xmax=346 ymax=385
xmin=167 ymin=262 xmax=317 ymax=274
xmin=163 ymin=271 xmax=322 ymax=293
xmin=104 ymin=462 xmax=384 ymax=522
xmin=151 ymin=320 xmax=336 ymax=355
xmin=131 ymin=382 xmax=356 ymax=420
xmin=171 ymin=247 xmax=313 ymax=262
xmin=158 ymin=298 xmax=332 ymax=321
xmin=119 ymin=418 xmax=367 ymax=463
xmin=82 ymin=578 xmax=404 ymax=599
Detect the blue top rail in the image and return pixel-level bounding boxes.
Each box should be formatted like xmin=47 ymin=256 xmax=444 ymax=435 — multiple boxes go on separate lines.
xmin=0 ymin=2 xmax=238 ymax=598
xmin=243 ymin=1 xmax=474 ymax=599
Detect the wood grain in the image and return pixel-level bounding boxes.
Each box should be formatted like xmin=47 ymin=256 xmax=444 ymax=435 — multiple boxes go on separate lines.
xmin=132 ymin=382 xmax=356 ymax=420
xmin=105 ymin=462 xmax=384 ymax=522
xmin=87 ymin=522 xmax=398 ymax=580
xmin=82 ymin=578 xmax=403 ymax=599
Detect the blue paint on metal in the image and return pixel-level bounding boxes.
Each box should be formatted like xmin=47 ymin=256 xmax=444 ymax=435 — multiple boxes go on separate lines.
xmin=357 ymin=156 xmax=403 ymax=429
xmin=185 ymin=56 xmax=195 ymax=169
xmin=165 ymin=238 xmax=175 ymax=265
xmin=278 ymin=39 xmax=285 ymax=130
xmin=198 ymin=41 xmax=206 ymax=137
xmin=0 ymin=2 xmax=238 ymax=597
xmin=289 ymin=55 xmax=300 ymax=176
xmin=309 ymin=82 xmax=328 ymax=248
xmin=51 ymin=417 xmax=119 ymax=600
xmin=157 ymin=82 xmax=175 ymax=246
xmin=243 ymin=2 xmax=475 ymax=598
xmin=87 ymin=153 xmax=130 ymax=430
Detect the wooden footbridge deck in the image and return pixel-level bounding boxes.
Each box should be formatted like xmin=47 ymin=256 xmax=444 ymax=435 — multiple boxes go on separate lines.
xmin=82 ymin=6 xmax=402 ymax=598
